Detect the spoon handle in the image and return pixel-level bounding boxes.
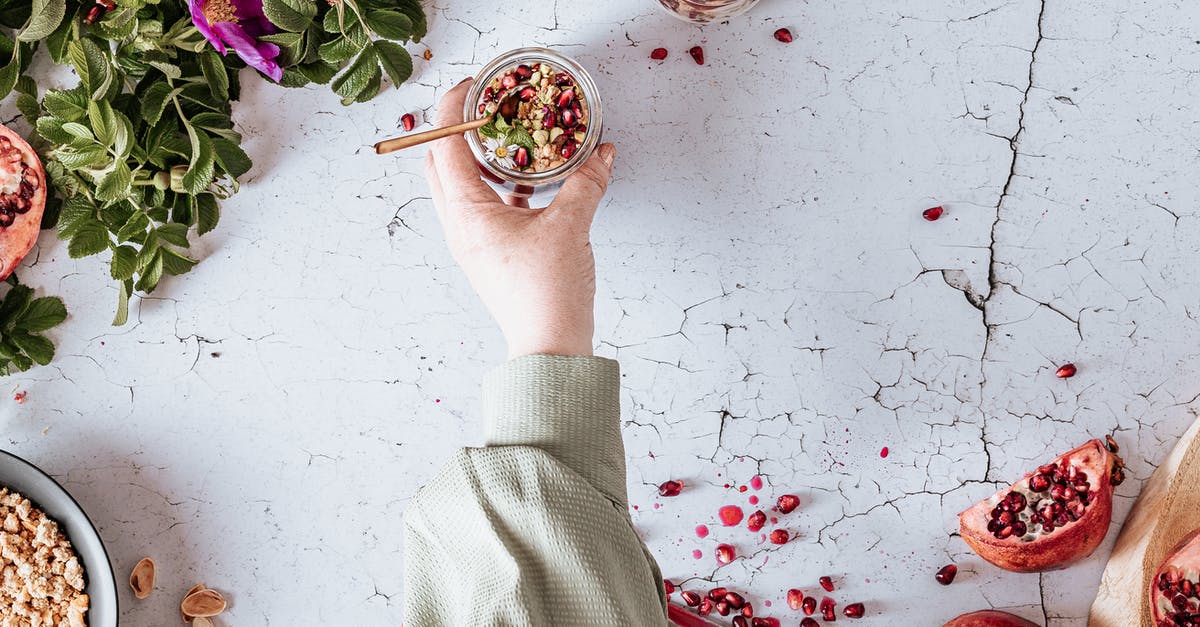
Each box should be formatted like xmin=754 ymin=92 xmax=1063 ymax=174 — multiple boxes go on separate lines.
xmin=374 ymin=117 xmax=491 ymax=155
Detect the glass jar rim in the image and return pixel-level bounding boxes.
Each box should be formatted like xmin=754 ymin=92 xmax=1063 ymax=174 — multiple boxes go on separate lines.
xmin=463 ymin=48 xmax=603 ymax=187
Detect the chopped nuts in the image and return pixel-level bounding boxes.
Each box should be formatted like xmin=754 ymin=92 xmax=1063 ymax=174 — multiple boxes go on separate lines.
xmin=0 ymin=486 xmax=89 ymax=626
xmin=181 ymin=587 xmax=227 ymax=619
xmin=129 ymin=557 xmax=155 ymax=599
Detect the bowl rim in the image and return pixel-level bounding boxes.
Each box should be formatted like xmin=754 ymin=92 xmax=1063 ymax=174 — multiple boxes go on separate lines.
xmin=0 ymin=448 xmax=119 ymax=625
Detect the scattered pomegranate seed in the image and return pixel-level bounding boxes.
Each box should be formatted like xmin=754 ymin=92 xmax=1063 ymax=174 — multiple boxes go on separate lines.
xmin=715 ymin=543 xmax=736 ymax=565
xmin=682 ymin=590 xmax=701 ymax=606
xmin=401 ymin=113 xmax=415 ymax=132
xmin=752 ymin=618 xmax=780 ymax=627
xmin=750 ymin=475 xmax=763 ymax=490
xmin=733 ymin=616 xmax=749 ymax=627
xmin=773 ymin=28 xmax=794 ymax=43
xmin=843 ymin=602 xmax=865 ymax=618
xmin=821 ymin=597 xmax=836 ymax=612
xmin=923 ymin=205 xmax=944 ymax=221
xmin=802 ymin=596 xmax=817 ymax=615
xmin=747 ymin=510 xmax=766 ymax=532
xmin=688 ymin=45 xmax=705 ymax=65
xmin=698 ymin=597 xmax=714 ymax=615
xmin=769 ymin=529 xmax=789 ymax=544
xmin=708 ymin=587 xmax=727 ymax=601
xmin=1056 ymin=363 xmax=1077 ymax=378
xmin=935 ymin=564 xmax=957 ymax=585
xmin=777 ymin=494 xmax=800 ymax=514
xmin=663 ymin=579 xmax=675 ymax=594
xmin=741 ymin=602 xmax=753 ymax=617
xmin=716 ymin=600 xmax=730 ymax=616
xmin=719 ymin=505 xmax=745 ymax=526
xmin=725 ymin=591 xmax=745 ymax=609
xmin=819 ymin=576 xmax=835 ymax=592
xmin=786 ymin=589 xmax=805 ymax=610
xmin=880 ymin=446 xmax=889 ymax=458
xmin=801 ymin=619 xmax=819 ymax=627
xmin=823 ymin=605 xmax=837 ymax=621
xmin=738 ymin=485 xmax=748 ymax=493
xmin=658 ymin=480 xmax=683 ymax=497
xmin=650 ymin=47 xmax=668 ymax=60
xmin=12 ymin=391 xmax=25 ymax=404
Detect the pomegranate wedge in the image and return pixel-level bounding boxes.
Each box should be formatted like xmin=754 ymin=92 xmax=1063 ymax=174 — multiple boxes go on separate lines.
xmin=1149 ymin=527 xmax=1200 ymax=626
xmin=958 ymin=439 xmax=1124 ymax=572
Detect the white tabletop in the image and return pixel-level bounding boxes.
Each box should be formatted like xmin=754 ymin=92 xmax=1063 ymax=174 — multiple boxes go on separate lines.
xmin=3 ymin=0 xmax=1197 ymax=625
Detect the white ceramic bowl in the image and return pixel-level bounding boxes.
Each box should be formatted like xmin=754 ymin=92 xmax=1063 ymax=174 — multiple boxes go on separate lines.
xmin=0 ymin=449 xmax=118 ymax=626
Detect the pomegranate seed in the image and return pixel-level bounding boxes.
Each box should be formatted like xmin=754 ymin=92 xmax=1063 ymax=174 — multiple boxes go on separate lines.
xmin=556 ymin=88 xmax=575 ymax=108
xmin=513 ymin=146 xmax=531 ymax=169
xmin=823 ymin=606 xmax=836 ymax=621
xmin=802 ymin=619 xmax=820 ymax=627
xmin=844 ymin=603 xmax=865 ymax=618
xmin=819 ymin=576 xmax=834 ymax=592
xmin=1056 ymin=363 xmax=1077 ymax=378
xmin=716 ymin=601 xmax=730 ymax=616
xmin=773 ymin=28 xmax=794 ymax=43
xmin=719 ymin=505 xmax=745 ymax=526
xmin=747 ymin=510 xmax=766 ymax=532
xmin=663 ymin=579 xmax=675 ymax=594
xmin=560 ymin=140 xmax=578 ymax=160
xmin=514 ymin=64 xmax=533 ymax=80
xmin=698 ymin=597 xmax=714 ymax=615
xmin=560 ymin=108 xmax=577 ymax=128
xmin=501 ymin=74 xmax=518 ymax=89
xmin=658 ymin=480 xmax=683 ymax=497
xmin=401 ymin=113 xmax=415 ymax=132
xmin=786 ymin=589 xmax=804 ymax=610
xmin=769 ymin=529 xmax=789 ymax=544
xmin=777 ymin=494 xmax=800 ymax=514
xmin=752 ymin=618 xmax=780 ymax=627
xmin=880 ymin=446 xmax=889 ymax=458
xmin=733 ymin=617 xmax=749 ymax=627
xmin=682 ymin=591 xmax=701 ymax=606
xmin=935 ymin=564 xmax=957 ymax=585
xmin=715 ymin=544 xmax=736 ymax=565
xmin=518 ymin=86 xmax=537 ymax=101
xmin=688 ymin=45 xmax=704 ymax=65
xmin=650 ymin=47 xmax=668 ymax=60
xmin=741 ymin=602 xmax=753 ymax=617
xmin=802 ymin=596 xmax=817 ymax=615
xmin=708 ymin=587 xmax=727 ymax=601
xmin=923 ymin=206 xmax=944 ymax=221
xmin=725 ymin=591 xmax=745 ymax=609
xmin=821 ymin=597 xmax=836 ymax=612
xmin=553 ymin=72 xmax=573 ymax=86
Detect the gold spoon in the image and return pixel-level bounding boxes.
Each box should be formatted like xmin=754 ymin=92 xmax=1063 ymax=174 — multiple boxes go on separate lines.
xmin=374 ymin=91 xmax=521 ymax=155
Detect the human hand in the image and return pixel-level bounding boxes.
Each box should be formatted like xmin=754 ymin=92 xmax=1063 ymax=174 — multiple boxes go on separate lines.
xmin=424 ymin=79 xmax=617 ymax=358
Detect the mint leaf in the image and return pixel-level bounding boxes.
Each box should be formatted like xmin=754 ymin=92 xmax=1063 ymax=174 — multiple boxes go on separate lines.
xmin=505 ymin=125 xmax=536 ymax=153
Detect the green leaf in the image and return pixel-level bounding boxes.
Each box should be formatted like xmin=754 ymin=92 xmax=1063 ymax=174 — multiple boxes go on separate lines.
xmin=505 ymin=124 xmax=536 ymax=153
xmin=115 ymin=211 xmax=148 ymax=243
xmin=0 ymin=285 xmax=33 ymax=322
xmin=211 ymin=137 xmax=251 ymax=179
xmin=44 ymin=5 xmax=75 ymax=63
xmin=199 ymin=50 xmax=229 ymax=101
xmin=67 ymin=223 xmax=109 ymax=258
xmin=0 ymin=43 xmax=20 ymax=100
xmin=395 ymin=0 xmax=427 ymax=42
xmin=477 ymin=120 xmax=502 ymax=140
xmin=61 ymin=121 xmax=92 ymax=141
xmin=147 ymin=60 xmax=181 ymax=80
xmin=139 ymin=83 xmax=177 ymax=128
xmin=156 ymin=223 xmax=190 ymax=247
xmin=373 ymin=40 xmax=412 ymax=87
xmin=112 ymin=279 xmax=130 ymax=326
xmin=110 ymin=245 xmax=137 ymax=280
xmin=196 ymin=193 xmax=220 ymax=235
xmin=10 ymin=332 xmax=53 ymax=366
xmin=55 ymin=196 xmax=95 ymax=239
xmin=134 ymin=250 xmax=163 ymax=292
xmin=36 ymin=117 xmax=73 ymax=144
xmin=296 ymin=60 xmax=337 ymax=85
xmin=318 ymin=35 xmax=360 ymax=64
xmin=54 ymin=145 xmax=108 ymax=169
xmin=262 ymin=0 xmax=316 ymax=32
xmin=18 ymin=0 xmax=65 ymax=42
xmin=67 ymin=39 xmax=112 ymax=100
xmin=365 ymin=10 xmax=412 ymax=40
xmin=182 ymin=124 xmax=216 ymax=194
xmin=16 ymin=297 xmax=66 ymax=332
xmin=87 ymin=99 xmax=115 ymax=146
xmin=43 ymin=88 xmax=88 ymax=121
xmin=351 ymin=63 xmax=381 ymax=103
xmin=331 ymin=45 xmax=378 ymax=101
xmin=95 ymin=161 xmax=132 ymax=203
xmin=160 ymin=247 xmax=198 ymax=275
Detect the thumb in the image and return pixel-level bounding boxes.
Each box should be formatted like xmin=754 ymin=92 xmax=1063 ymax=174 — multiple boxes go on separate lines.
xmin=550 ymin=143 xmax=616 ymax=222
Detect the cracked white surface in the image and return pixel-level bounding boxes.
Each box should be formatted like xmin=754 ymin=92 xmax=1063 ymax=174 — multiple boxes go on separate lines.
xmin=2 ymin=0 xmax=1198 ymax=624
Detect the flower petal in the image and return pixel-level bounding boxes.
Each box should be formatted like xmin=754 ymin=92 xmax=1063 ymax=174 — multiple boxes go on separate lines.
xmin=212 ymin=21 xmax=283 ymax=82
xmin=188 ymin=0 xmax=227 ymax=54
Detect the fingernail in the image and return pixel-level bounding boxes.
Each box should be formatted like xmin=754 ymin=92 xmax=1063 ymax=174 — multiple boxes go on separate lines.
xmin=599 ymin=143 xmax=616 ymax=166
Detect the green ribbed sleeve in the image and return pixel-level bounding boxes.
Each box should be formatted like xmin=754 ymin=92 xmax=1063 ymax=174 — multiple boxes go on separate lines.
xmin=402 ymin=356 xmax=668 ymax=627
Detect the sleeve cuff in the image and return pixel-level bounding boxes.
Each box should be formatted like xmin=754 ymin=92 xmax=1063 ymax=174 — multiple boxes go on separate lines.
xmin=482 ymin=355 xmax=628 ymax=508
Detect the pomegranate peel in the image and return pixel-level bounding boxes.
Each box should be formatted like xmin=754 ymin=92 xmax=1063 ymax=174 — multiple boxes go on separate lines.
xmin=958 ymin=439 xmax=1123 ymax=572
xmin=943 ymin=610 xmax=1039 ymax=627
xmin=1149 ymin=527 xmax=1200 ymax=625
xmin=0 ymin=125 xmax=47 ymax=281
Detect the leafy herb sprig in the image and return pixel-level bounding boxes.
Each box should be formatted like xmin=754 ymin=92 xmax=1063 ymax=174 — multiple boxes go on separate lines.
xmin=0 ymin=0 xmax=424 ymax=374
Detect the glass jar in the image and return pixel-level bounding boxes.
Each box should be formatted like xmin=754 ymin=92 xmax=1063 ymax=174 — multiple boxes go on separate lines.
xmin=655 ymin=0 xmax=761 ymax=23
xmin=463 ymin=48 xmax=604 ymax=200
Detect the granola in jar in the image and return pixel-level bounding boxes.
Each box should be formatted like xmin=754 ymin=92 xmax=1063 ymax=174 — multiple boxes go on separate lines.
xmin=475 ymin=62 xmax=591 ymax=175
xmin=0 ymin=487 xmax=88 ymax=627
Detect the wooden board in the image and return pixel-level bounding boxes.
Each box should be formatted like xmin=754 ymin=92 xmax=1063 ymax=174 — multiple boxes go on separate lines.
xmin=1090 ymin=417 xmax=1200 ymax=626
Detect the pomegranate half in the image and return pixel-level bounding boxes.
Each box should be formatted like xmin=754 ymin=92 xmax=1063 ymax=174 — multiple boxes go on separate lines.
xmin=959 ymin=439 xmax=1124 ymax=572
xmin=0 ymin=124 xmax=46 ymax=280
xmin=1149 ymin=527 xmax=1200 ymax=626
xmin=943 ymin=610 xmax=1039 ymax=627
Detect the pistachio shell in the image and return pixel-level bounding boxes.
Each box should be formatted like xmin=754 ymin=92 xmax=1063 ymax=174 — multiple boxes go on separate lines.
xmin=129 ymin=557 xmax=155 ymax=600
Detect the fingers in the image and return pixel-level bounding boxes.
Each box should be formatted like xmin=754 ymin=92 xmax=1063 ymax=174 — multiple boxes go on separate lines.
xmin=429 ymin=79 xmax=497 ymax=207
xmin=424 ymin=152 xmax=451 ymax=227
xmin=549 ymin=143 xmax=616 ymax=224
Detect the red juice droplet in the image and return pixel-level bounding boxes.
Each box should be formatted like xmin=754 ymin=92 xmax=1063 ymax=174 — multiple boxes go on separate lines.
xmin=738 ymin=485 xmax=748 ymax=493
xmin=718 ymin=505 xmax=745 ymax=526
xmin=695 ymin=524 xmax=709 ymax=538
xmin=748 ymin=495 xmax=759 ymax=505
xmin=750 ymin=475 xmax=763 ymax=490
xmin=693 ymin=549 xmax=703 ymax=559
xmin=880 ymin=446 xmax=889 ymax=458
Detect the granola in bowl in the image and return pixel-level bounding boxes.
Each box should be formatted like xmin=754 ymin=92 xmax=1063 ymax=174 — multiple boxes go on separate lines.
xmin=475 ymin=61 xmax=591 ymax=174
xmin=1 ymin=487 xmax=88 ymax=627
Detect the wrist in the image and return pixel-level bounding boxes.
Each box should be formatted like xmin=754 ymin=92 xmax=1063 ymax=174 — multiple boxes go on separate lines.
xmin=505 ymin=319 xmax=594 ymax=358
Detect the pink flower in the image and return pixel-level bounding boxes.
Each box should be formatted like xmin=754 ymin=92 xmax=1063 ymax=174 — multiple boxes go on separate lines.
xmin=188 ymin=0 xmax=283 ymax=82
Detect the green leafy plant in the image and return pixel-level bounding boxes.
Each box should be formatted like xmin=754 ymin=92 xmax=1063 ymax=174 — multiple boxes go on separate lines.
xmin=0 ymin=0 xmax=425 ymax=369
xmin=0 ymin=277 xmax=66 ymax=374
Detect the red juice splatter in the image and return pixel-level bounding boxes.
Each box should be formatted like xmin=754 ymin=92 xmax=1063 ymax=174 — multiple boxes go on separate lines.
xmin=693 ymin=549 xmax=703 ymax=559
xmin=435 ymin=399 xmax=441 ymax=403
xmin=718 ymin=505 xmax=744 ymax=526
xmin=695 ymin=525 xmax=709 ymax=538
xmin=748 ymin=495 xmax=759 ymax=505
xmin=738 ymin=485 xmax=748 ymax=493
xmin=632 ymin=505 xmax=639 ymax=510
xmin=653 ymin=503 xmax=661 ymax=509
xmin=880 ymin=446 xmax=889 ymax=458
xmin=764 ymin=600 xmax=772 ymax=607
xmin=750 ymin=475 xmax=763 ymax=490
